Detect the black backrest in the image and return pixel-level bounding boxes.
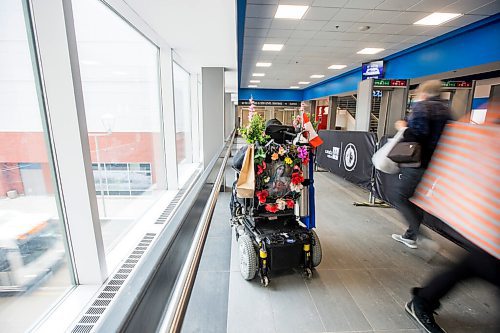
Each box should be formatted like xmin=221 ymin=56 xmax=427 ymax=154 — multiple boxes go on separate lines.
xmin=265 ymin=125 xmax=296 ymax=144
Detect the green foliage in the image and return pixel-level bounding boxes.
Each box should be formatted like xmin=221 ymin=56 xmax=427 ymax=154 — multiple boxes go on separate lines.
xmin=240 ymin=113 xmax=270 ymax=145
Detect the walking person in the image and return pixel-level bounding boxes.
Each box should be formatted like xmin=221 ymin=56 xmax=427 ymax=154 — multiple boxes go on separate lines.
xmin=391 ymin=80 xmax=452 ymax=249
xmin=404 ymin=105 xmax=500 ymax=333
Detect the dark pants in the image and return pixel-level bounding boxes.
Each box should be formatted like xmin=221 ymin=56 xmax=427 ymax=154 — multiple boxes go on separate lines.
xmin=415 ymin=248 xmax=500 ymax=311
xmin=393 ymin=167 xmax=425 ymax=240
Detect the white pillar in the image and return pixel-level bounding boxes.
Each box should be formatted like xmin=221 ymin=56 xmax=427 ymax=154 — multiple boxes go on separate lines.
xmin=26 ymin=0 xmax=107 ymax=283
xmin=159 ymin=48 xmax=179 ymax=189
xmin=355 ymin=79 xmax=373 ymax=131
xmin=201 ymin=67 xmax=225 ymax=167
xmin=224 ymin=93 xmax=233 ymax=139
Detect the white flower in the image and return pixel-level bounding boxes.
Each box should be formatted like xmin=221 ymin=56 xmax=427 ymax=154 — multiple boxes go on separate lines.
xmin=276 ymin=199 xmax=286 ymax=210
xmin=290 ymin=183 xmax=303 ymax=192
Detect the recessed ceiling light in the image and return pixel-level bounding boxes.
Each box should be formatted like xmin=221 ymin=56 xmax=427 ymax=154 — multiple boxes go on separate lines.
xmin=414 ymin=12 xmax=462 ymax=26
xmin=298 ymin=81 xmax=310 ymax=85
xmin=252 ymin=73 xmax=265 ymax=77
xmin=357 ymin=48 xmax=385 ymax=55
xmin=290 ymin=86 xmax=300 ymax=89
xmin=262 ymin=44 xmax=284 ymax=51
xmin=256 ymin=62 xmax=272 ymax=67
xmin=310 ymin=74 xmax=325 ymax=79
xmin=328 ymin=64 xmax=347 ymax=70
xmin=250 ymin=80 xmax=261 ymax=83
xmin=275 ymin=5 xmax=309 ymax=19
xmin=248 ymin=85 xmax=258 ymax=88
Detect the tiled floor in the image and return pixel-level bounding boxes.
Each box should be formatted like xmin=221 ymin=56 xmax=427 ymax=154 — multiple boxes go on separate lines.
xmin=184 ymin=153 xmax=499 ymax=333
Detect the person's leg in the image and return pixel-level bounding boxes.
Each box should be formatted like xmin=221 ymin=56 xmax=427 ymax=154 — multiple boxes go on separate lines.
xmin=417 ymin=249 xmax=500 ymax=308
xmin=415 ymin=255 xmax=473 ymax=309
xmin=406 ymin=249 xmax=500 ymax=332
xmin=393 ymin=167 xmax=425 ymax=241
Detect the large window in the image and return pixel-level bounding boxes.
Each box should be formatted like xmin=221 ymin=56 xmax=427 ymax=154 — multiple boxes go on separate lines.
xmin=0 ymin=1 xmax=72 ymax=332
xmin=72 ymin=0 xmax=165 ymax=254
xmin=173 ymin=62 xmax=197 ymax=186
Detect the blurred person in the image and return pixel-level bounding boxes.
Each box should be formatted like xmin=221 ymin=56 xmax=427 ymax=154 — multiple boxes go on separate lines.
xmin=405 ymin=107 xmax=500 ymax=333
xmin=405 ymin=246 xmax=500 ymax=333
xmin=391 ymin=80 xmax=452 ymax=249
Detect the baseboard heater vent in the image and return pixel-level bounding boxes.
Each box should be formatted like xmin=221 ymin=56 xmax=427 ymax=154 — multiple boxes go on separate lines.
xmin=71 ymin=232 xmax=157 ymax=333
xmin=155 ymin=189 xmax=186 ymax=224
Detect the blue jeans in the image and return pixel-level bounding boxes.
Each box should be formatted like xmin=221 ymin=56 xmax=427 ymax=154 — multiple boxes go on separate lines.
xmin=393 ymin=167 xmax=425 ymax=241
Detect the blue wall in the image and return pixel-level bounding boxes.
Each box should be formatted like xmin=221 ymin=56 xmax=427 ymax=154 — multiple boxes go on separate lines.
xmin=383 ymin=15 xmax=500 ymax=79
xmin=237 ymin=0 xmax=246 ymax=88
xmin=238 ymin=13 xmax=500 ymax=102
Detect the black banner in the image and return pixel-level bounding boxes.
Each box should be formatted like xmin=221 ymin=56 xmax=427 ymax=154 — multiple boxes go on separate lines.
xmin=316 ymin=130 xmax=376 ymax=190
xmin=238 ymin=100 xmax=301 ymax=107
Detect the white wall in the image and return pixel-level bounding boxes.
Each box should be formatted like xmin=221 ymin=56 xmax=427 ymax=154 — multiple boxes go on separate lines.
xmin=202 ymin=67 xmax=224 ymax=166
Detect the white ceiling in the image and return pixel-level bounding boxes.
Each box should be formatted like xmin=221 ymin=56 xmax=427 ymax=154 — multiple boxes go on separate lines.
xmin=123 ymin=0 xmax=238 ymax=92
xmin=241 ymin=0 xmax=500 ymax=89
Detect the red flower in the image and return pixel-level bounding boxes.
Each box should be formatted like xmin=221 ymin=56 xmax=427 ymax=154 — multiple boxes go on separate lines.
xmin=291 ymin=172 xmax=304 ymax=185
xmin=256 ymin=161 xmax=267 ymax=175
xmin=265 ymin=204 xmax=278 ymax=213
xmin=302 ymin=157 xmax=309 ymax=165
xmin=286 ymin=199 xmax=295 ymax=209
xmin=256 ymin=190 xmax=269 ymax=204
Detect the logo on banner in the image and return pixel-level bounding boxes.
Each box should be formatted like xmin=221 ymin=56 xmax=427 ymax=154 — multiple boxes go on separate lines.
xmin=325 ymin=147 xmax=340 ymax=160
xmin=343 ymin=143 xmax=357 ymax=171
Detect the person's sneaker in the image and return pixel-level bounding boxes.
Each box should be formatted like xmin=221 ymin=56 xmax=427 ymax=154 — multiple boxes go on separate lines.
xmin=405 ymin=300 xmax=446 ymax=333
xmin=392 ymin=234 xmax=418 ymax=249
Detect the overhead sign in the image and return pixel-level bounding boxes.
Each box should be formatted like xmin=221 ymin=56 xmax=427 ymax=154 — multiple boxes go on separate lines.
xmin=374 ymin=79 xmax=408 ymax=87
xmin=238 ymin=100 xmax=301 ymax=107
xmin=442 ymin=81 xmax=473 ymax=88
xmin=362 ymin=60 xmax=384 ymax=80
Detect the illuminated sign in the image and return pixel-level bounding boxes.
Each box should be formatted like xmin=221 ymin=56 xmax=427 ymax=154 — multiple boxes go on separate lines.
xmin=238 ymin=100 xmax=301 ymax=107
xmin=362 ymin=60 xmax=384 ymax=80
xmin=442 ymin=81 xmax=473 ymax=88
xmin=373 ymin=79 xmax=408 ymax=87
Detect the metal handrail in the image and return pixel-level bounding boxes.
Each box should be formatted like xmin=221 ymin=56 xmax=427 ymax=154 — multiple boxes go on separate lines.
xmin=157 ymin=129 xmax=237 ymax=333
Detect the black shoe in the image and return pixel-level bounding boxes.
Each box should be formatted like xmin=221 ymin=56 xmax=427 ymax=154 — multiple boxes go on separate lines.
xmin=405 ymin=300 xmax=446 ymax=333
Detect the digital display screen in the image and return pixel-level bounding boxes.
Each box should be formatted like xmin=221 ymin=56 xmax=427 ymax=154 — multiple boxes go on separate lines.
xmin=362 ymin=60 xmax=384 ymax=80
xmin=374 ymin=79 xmax=408 ymax=87
xmin=442 ymin=81 xmax=473 ymax=88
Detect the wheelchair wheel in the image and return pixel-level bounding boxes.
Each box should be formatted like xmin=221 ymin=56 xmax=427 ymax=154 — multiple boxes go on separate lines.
xmin=311 ymin=229 xmax=322 ymax=268
xmin=238 ymin=234 xmax=258 ymax=280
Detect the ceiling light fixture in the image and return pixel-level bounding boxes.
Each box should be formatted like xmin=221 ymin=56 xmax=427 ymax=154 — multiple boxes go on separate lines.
xmin=275 ymin=5 xmax=309 ymax=19
xmin=248 ymin=85 xmax=258 ymax=88
xmin=357 ymin=48 xmax=385 ymax=55
xmin=252 ymin=73 xmax=265 ymax=77
xmin=290 ymin=86 xmax=300 ymax=89
xmin=414 ymin=12 xmax=462 ymax=26
xmin=256 ymin=62 xmax=272 ymax=67
xmin=310 ymin=74 xmax=325 ymax=78
xmin=250 ymin=80 xmax=261 ymax=83
xmin=262 ymin=44 xmax=284 ymax=51
xmin=328 ymin=64 xmax=347 ymax=70
xmin=298 ymin=81 xmax=310 ymax=85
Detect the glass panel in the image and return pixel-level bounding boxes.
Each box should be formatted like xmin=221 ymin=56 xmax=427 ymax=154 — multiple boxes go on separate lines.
xmin=173 ymin=63 xmax=196 ymax=187
xmin=0 ymin=1 xmax=71 ymax=331
xmin=72 ymin=0 xmax=165 ymax=254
